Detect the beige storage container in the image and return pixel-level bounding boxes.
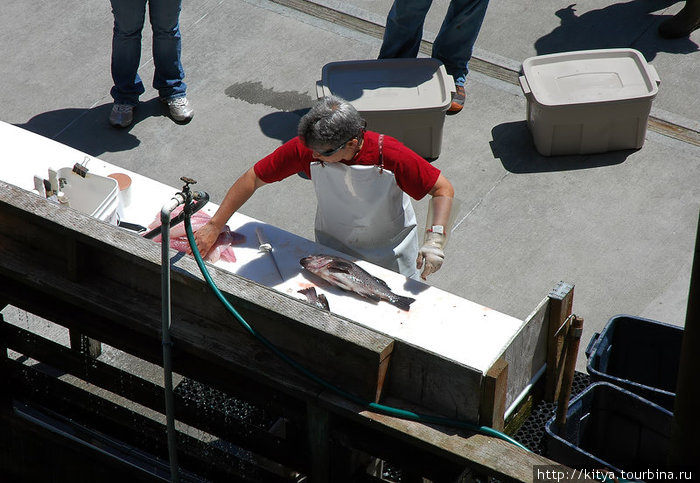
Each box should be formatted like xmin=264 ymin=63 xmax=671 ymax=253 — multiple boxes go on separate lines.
xmin=519 ymin=48 xmax=661 ymax=156
xmin=317 ymin=58 xmax=455 ymax=159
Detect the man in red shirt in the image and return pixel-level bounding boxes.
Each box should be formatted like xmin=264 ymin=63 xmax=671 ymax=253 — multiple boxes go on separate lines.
xmin=193 ymin=96 xmax=454 ymax=280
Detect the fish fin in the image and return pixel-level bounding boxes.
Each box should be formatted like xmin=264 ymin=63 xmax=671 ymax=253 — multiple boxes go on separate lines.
xmin=390 ymin=295 xmax=415 ymax=311
xmin=328 ymin=260 xmax=354 ymax=274
xmin=317 ymin=294 xmax=330 ymax=311
xmin=298 ymin=287 xmax=317 ymax=297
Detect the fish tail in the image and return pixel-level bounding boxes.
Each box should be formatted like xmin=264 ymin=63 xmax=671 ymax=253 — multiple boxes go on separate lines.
xmin=390 ymin=294 xmax=415 ymax=311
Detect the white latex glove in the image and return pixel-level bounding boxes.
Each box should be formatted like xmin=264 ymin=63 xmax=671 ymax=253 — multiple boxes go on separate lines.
xmin=416 ymin=231 xmax=446 ymax=279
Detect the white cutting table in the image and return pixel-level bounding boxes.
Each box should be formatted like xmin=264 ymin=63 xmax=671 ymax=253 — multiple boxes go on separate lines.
xmin=0 ymin=120 xmax=524 ymax=378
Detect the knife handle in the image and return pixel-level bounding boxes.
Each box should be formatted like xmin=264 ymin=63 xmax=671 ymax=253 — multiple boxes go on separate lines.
xmin=256 ymin=227 xmax=272 ymax=251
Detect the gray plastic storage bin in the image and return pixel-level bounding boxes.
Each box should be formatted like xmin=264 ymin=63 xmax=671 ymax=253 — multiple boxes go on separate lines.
xmin=519 ymin=48 xmax=660 ymax=156
xmin=545 ymin=382 xmax=672 ymax=474
xmin=586 ymin=314 xmax=682 ymax=411
xmin=317 ymin=58 xmax=455 ymax=159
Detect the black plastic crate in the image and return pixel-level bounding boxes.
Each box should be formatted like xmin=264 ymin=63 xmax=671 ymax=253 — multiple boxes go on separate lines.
xmin=585 ymin=314 xmax=682 ymax=411
xmin=545 ymin=382 xmax=672 ymax=474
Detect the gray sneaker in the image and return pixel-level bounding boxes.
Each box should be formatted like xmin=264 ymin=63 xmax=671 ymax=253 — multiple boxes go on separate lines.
xmin=109 ymin=103 xmax=134 ymax=128
xmin=165 ymin=96 xmax=194 ymax=123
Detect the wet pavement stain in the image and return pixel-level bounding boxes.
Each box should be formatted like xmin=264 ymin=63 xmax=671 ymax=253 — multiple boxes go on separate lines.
xmin=225 ymin=81 xmax=313 ymax=112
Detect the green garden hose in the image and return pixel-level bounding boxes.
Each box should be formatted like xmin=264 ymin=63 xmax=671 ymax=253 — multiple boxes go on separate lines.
xmin=183 ymin=214 xmax=529 ymax=453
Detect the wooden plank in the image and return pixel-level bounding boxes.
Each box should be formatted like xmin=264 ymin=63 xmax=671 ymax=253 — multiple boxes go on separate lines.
xmin=0 ymin=314 xmax=11 ymax=416
xmin=480 ymin=358 xmax=508 ymax=431
xmin=306 ymin=402 xmax=330 ymax=483
xmin=383 ymin=341 xmax=482 ymax=422
xmin=500 ymin=295 xmax=549 ymax=413
xmin=68 ymin=332 xmax=102 ymax=358
xmin=555 ymin=316 xmax=584 ymax=428
xmin=545 ymin=282 xmax=574 ymax=402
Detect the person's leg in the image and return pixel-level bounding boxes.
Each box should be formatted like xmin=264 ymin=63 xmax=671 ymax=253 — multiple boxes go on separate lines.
xmin=378 ymin=0 xmax=434 ymax=59
xmin=432 ymin=0 xmax=488 ymax=112
xmin=148 ymin=0 xmax=186 ymax=100
xmin=658 ymin=0 xmax=700 ymax=38
xmin=110 ymin=0 xmax=147 ymax=105
xmin=431 ymin=0 xmax=489 ymax=87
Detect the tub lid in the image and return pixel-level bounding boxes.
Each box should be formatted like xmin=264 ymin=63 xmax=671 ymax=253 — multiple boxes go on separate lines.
xmin=521 ymin=48 xmax=660 ymax=106
xmin=318 ymin=58 xmax=454 ymax=111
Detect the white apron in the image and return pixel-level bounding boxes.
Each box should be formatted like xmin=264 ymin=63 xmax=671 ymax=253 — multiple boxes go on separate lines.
xmin=311 ymin=138 xmax=419 ymax=278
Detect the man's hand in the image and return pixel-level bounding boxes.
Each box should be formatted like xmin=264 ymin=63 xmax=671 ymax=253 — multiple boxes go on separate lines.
xmin=416 ymin=231 xmax=446 ymax=280
xmin=190 ymin=220 xmax=222 ymax=259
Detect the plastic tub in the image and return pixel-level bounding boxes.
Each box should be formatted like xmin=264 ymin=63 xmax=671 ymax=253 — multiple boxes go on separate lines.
xmin=585 ymin=314 xmax=682 ymax=411
xmin=317 ymin=58 xmax=455 ymax=159
xmin=545 ymin=382 xmax=672 ymax=474
xmin=56 ymin=167 xmax=119 ymax=225
xmin=519 ymin=48 xmax=661 ymax=156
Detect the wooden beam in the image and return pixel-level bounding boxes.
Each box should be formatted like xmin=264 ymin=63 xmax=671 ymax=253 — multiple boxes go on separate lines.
xmin=307 ymin=402 xmax=330 ymax=483
xmin=555 ymin=315 xmax=584 ymax=428
xmin=545 ymin=281 xmax=574 ymax=402
xmin=480 ymin=357 xmax=508 ymax=431
xmin=0 ymin=314 xmax=11 ymax=416
xmin=68 ymin=332 xmax=102 ymax=359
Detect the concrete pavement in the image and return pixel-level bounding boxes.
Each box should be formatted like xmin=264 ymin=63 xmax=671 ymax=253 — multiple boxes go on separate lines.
xmin=2 ymin=0 xmax=699 ymax=372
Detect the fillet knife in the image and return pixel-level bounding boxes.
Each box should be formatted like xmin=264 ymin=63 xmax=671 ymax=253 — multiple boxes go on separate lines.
xmin=256 ymin=227 xmax=284 ymax=281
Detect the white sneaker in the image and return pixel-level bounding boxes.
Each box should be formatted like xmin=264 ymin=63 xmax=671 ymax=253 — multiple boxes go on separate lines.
xmin=109 ymin=103 xmax=134 ymax=128
xmin=165 ymin=96 xmax=194 ymax=123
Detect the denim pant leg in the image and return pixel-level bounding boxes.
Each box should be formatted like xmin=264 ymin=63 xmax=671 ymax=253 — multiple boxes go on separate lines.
xmin=110 ymin=0 xmax=148 ymax=105
xmin=149 ymin=0 xmax=186 ymax=100
xmin=432 ymin=0 xmax=489 ymax=86
xmin=379 ymin=0 xmax=434 ymax=59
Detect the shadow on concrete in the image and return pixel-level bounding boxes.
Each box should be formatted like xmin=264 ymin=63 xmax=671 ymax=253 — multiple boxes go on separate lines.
xmin=14 ymin=97 xmax=170 ymax=158
xmin=534 ymin=0 xmax=699 ymax=61
xmin=258 ymin=108 xmax=310 ymax=145
xmin=490 ymin=120 xmax=634 ymax=173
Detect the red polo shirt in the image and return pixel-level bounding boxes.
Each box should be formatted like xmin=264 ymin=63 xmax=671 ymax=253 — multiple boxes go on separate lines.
xmin=253 ymin=131 xmax=440 ymax=200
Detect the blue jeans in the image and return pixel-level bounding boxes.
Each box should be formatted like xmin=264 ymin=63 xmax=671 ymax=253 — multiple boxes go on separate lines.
xmin=379 ymin=0 xmax=489 ymax=87
xmin=110 ymin=0 xmax=186 ymax=105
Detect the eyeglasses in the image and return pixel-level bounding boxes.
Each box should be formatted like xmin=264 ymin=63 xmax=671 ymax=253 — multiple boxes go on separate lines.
xmin=316 ymin=136 xmax=355 ymax=157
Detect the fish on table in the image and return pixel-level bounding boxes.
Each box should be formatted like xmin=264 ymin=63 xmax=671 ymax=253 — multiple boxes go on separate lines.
xmin=145 ymin=205 xmax=245 ymax=263
xmin=300 ymin=254 xmax=415 ymax=311
xmin=298 ymin=287 xmax=330 ymax=311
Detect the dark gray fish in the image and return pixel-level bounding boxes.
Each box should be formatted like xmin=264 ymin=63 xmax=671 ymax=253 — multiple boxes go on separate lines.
xmin=300 ymin=254 xmax=415 ymax=311
xmin=298 ymin=287 xmax=330 ymax=311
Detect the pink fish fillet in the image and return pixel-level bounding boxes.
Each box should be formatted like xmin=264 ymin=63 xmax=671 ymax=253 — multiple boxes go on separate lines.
xmin=145 ymin=205 xmax=245 ymax=262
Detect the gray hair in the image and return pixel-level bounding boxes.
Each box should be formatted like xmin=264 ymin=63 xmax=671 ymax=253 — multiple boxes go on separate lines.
xmin=297 ymin=96 xmax=365 ymax=151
